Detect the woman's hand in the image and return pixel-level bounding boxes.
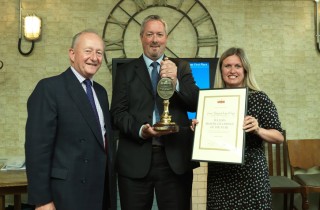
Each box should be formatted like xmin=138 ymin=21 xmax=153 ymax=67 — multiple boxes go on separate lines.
xmin=243 ymin=115 xmax=284 ymax=144
xmin=243 ymin=115 xmax=259 ymax=134
xmin=190 ymin=119 xmax=199 ymax=131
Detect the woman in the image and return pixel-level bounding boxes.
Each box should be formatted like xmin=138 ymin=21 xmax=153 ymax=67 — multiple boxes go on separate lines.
xmin=206 ymin=47 xmax=284 ymax=209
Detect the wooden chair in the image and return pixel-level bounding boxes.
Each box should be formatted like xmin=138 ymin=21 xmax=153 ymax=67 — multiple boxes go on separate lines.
xmin=265 ymin=131 xmax=306 ymax=210
xmin=287 ymin=139 xmax=320 ymax=210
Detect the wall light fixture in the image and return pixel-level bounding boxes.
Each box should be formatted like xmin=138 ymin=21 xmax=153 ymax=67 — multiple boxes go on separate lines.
xmin=24 ymin=15 xmax=41 ymax=41
xmin=18 ymin=0 xmax=42 ymax=56
xmin=315 ymin=0 xmax=320 ymax=52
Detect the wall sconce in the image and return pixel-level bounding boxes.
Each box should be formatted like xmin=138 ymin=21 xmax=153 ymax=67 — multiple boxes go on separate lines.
xmin=24 ymin=15 xmax=41 ymax=41
xmin=315 ymin=0 xmax=320 ymax=53
xmin=18 ymin=0 xmax=41 ymax=56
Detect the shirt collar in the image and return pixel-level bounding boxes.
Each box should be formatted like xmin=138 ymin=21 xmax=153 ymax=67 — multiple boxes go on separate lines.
xmin=70 ymin=66 xmax=93 ymax=85
xmin=143 ymin=54 xmax=164 ymax=69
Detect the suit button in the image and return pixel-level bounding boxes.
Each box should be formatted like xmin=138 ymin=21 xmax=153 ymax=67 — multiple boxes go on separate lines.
xmin=79 ymin=139 xmax=86 ymax=143
xmin=81 ymin=178 xmax=86 ymax=184
xmin=84 ymin=159 xmax=89 ymax=163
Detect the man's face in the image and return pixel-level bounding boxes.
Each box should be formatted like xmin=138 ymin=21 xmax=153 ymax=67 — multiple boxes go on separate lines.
xmin=140 ymin=20 xmax=167 ymax=61
xmin=69 ymin=32 xmax=104 ymax=78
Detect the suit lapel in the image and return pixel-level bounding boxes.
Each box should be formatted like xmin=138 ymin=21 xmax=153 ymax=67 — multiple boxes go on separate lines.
xmin=64 ymin=69 xmax=104 ymax=148
xmin=134 ymin=56 xmax=154 ymax=96
xmin=94 ymin=84 xmax=114 ymax=161
xmin=134 ymin=56 xmax=164 ymax=114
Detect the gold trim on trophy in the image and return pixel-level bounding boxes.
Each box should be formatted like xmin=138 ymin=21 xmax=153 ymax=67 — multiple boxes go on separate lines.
xmin=153 ymin=76 xmax=179 ymax=132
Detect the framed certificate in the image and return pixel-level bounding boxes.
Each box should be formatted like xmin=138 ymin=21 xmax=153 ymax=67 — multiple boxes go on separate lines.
xmin=192 ymin=88 xmax=248 ymax=164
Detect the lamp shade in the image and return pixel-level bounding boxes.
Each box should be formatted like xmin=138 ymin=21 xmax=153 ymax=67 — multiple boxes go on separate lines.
xmin=24 ymin=15 xmax=41 ymax=41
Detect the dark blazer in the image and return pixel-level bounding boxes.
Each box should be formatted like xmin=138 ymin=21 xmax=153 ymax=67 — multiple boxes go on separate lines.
xmin=25 ymin=68 xmax=116 ymax=210
xmin=110 ymin=56 xmax=200 ymax=178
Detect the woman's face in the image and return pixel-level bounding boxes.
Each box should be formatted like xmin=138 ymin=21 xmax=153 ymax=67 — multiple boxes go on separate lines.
xmin=221 ymin=55 xmax=245 ymax=88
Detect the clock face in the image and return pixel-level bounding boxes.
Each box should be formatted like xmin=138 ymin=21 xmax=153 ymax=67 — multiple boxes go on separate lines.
xmin=103 ymin=0 xmax=218 ymax=71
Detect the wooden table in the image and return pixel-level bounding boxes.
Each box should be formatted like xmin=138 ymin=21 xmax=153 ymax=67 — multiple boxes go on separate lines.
xmin=0 ymin=170 xmax=27 ymax=210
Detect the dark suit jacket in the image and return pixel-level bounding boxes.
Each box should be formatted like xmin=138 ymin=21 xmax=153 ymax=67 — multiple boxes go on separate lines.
xmin=25 ymin=68 xmax=116 ymax=210
xmin=110 ymin=56 xmax=200 ymax=178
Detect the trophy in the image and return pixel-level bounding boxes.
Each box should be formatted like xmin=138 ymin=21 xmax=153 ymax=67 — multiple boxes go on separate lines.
xmin=153 ymin=76 xmax=179 ymax=132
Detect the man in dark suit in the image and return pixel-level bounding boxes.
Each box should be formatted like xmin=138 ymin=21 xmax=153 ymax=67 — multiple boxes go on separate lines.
xmin=25 ymin=30 xmax=115 ymax=210
xmin=110 ymin=15 xmax=199 ymax=210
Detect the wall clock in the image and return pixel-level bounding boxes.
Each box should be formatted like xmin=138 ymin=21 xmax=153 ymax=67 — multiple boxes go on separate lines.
xmin=103 ymin=0 xmax=218 ymax=72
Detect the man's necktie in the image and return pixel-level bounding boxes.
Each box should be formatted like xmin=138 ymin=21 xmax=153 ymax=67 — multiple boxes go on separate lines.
xmin=150 ymin=62 xmax=162 ymax=146
xmin=84 ymin=79 xmax=109 ymax=153
xmin=151 ymin=62 xmax=159 ymax=95
xmin=151 ymin=62 xmax=160 ymax=122
xmin=84 ymin=79 xmax=101 ymax=127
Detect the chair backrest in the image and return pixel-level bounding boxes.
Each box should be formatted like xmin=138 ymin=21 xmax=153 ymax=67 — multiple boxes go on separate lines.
xmin=265 ymin=130 xmax=289 ymax=176
xmin=287 ymin=139 xmax=320 ymax=170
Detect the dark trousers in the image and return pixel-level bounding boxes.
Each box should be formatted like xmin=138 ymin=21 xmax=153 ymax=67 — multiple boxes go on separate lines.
xmin=118 ymin=147 xmax=193 ymax=210
xmin=102 ymin=162 xmax=111 ymax=210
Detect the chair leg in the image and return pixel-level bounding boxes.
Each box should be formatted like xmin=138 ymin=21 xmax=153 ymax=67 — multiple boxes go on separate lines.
xmin=301 ymin=188 xmax=309 ymax=210
xmin=318 ymin=193 xmax=320 ymax=210
xmin=284 ymin=194 xmax=288 ymax=210
xmin=289 ymin=193 xmax=294 ymax=210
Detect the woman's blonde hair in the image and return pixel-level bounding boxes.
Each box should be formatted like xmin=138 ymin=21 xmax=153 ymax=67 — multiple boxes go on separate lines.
xmin=214 ymin=47 xmax=260 ymax=91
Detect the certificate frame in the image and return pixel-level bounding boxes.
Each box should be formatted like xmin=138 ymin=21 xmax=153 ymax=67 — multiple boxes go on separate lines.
xmin=192 ymin=87 xmax=248 ymax=164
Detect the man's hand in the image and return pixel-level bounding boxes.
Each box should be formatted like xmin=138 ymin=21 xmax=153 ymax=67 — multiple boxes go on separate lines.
xmin=160 ymin=57 xmax=177 ymax=87
xmin=36 ymin=202 xmax=56 ymax=210
xmin=141 ymin=123 xmax=177 ymax=139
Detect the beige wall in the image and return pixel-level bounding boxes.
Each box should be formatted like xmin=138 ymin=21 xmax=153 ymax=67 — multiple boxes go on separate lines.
xmin=1 ymin=0 xmax=319 ymax=209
